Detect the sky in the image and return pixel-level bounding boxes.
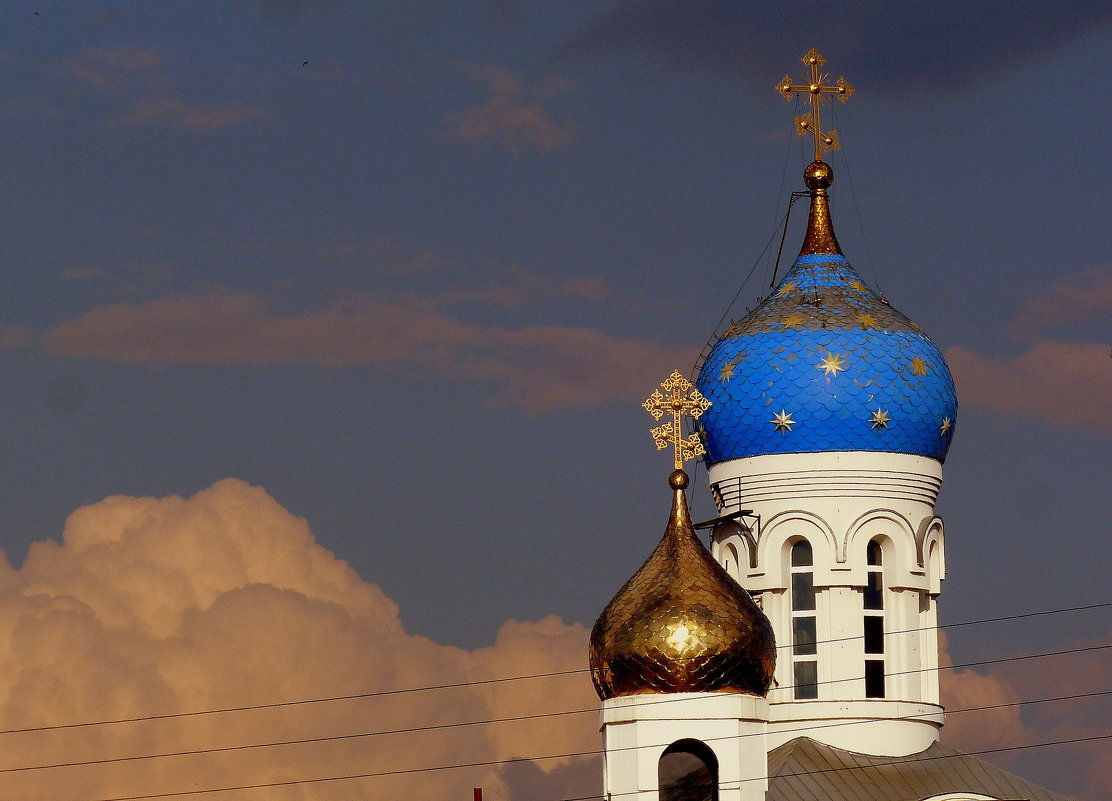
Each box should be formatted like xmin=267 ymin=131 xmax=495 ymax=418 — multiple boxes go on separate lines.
xmin=0 ymin=1 xmax=1109 ymax=799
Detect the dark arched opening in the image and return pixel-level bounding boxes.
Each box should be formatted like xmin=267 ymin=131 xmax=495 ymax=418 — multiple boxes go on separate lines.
xmin=659 ymin=738 xmax=718 ymax=801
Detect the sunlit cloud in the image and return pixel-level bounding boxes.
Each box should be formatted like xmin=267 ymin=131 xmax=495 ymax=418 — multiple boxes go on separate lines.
xmin=444 ymin=64 xmax=576 ymax=152
xmin=939 ymin=629 xmax=1112 ymax=799
xmin=945 ymin=340 xmax=1111 ymax=435
xmin=0 ymin=480 xmax=599 ymax=800
xmin=40 ymin=287 xmax=685 ymax=412
xmin=1009 ymin=270 xmax=1112 ymax=343
xmin=944 ymin=267 xmax=1112 ymax=435
xmin=938 ymin=631 xmax=1026 ymax=752
xmin=0 ymin=480 xmax=1102 ymax=800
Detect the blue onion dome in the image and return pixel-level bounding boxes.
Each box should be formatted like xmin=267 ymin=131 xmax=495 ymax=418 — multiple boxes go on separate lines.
xmin=590 ymin=470 xmax=776 ymax=700
xmin=695 ymin=161 xmax=957 ymax=465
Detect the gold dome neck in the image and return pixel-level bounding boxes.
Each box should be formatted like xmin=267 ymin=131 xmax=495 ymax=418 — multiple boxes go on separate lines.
xmin=799 ymin=160 xmax=842 ymax=256
xmin=589 ymin=471 xmax=776 ymax=700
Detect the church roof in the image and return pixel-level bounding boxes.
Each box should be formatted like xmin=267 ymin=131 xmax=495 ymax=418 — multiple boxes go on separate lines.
xmin=695 ymin=162 xmax=958 ymax=465
xmin=588 ymin=469 xmax=776 ymax=700
xmin=767 ymin=737 xmax=1073 ymax=801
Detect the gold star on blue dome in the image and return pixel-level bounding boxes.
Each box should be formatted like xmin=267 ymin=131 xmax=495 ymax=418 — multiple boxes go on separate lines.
xmin=940 ymin=416 xmax=952 ymax=436
xmin=910 ymin=357 xmax=930 ymax=377
xmin=869 ymin=408 xmax=891 ymax=430
xmin=771 ymin=409 xmax=796 ymax=433
xmin=817 ymin=351 xmax=847 ymax=376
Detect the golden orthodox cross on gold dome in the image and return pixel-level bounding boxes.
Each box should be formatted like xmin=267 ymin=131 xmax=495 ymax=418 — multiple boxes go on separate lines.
xmin=776 ymin=48 xmax=854 ymax=162
xmin=642 ymin=370 xmax=712 ymax=470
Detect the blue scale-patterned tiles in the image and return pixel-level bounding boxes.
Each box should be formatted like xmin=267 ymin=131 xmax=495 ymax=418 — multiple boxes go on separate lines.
xmin=695 ymin=254 xmax=957 ymax=464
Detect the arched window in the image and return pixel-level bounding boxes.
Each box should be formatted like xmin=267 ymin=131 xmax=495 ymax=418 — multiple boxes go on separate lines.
xmin=659 ymin=739 xmax=718 ymax=801
xmin=790 ymin=540 xmax=818 ymax=699
xmin=864 ymin=539 xmax=885 ymax=698
xmin=723 ymin=543 xmax=740 ymax=579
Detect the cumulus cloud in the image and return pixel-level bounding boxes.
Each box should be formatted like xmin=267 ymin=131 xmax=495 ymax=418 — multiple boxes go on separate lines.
xmin=40 ymin=289 xmax=689 ymax=412
xmin=938 ymin=631 xmax=1026 ymax=752
xmin=562 ymin=1 xmax=1112 ymax=96
xmin=0 ymin=478 xmax=1104 ymax=799
xmin=939 ymin=628 xmax=1112 ymax=800
xmin=0 ymin=480 xmax=600 ymax=800
xmin=445 ymin=64 xmax=576 ymax=152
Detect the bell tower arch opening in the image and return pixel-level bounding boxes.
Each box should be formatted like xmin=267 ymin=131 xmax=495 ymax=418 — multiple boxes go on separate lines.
xmin=659 ymin=738 xmax=720 ymax=801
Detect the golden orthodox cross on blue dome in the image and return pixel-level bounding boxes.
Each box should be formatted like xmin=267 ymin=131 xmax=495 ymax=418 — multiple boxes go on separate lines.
xmin=775 ymin=47 xmax=854 ymax=162
xmin=642 ymin=371 xmax=712 ymax=470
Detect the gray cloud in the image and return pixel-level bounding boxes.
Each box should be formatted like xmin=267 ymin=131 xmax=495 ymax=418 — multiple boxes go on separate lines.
xmin=562 ymin=1 xmax=1112 ymax=96
xmin=40 ymin=288 xmax=691 ymax=412
xmin=445 ymin=64 xmax=576 ymax=152
xmin=117 ymin=96 xmax=265 ymax=131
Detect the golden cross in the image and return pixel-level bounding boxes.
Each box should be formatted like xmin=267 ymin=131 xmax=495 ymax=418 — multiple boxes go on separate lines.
xmin=642 ymin=370 xmax=712 ymax=470
xmin=775 ymin=47 xmax=854 ymax=162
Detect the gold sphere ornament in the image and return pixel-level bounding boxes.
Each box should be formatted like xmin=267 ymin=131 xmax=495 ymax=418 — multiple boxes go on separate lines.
xmin=803 ymin=160 xmax=834 ymax=190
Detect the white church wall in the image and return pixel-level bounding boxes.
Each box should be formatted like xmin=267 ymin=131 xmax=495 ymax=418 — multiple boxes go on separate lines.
xmin=707 ymin=450 xmax=946 ymax=755
xmin=765 ymin=698 xmax=944 ymax=754
xmin=601 ymin=693 xmax=769 ymax=801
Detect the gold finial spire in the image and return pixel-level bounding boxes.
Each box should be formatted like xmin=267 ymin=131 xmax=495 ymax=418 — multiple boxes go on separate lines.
xmin=775 ymin=47 xmax=854 ymax=163
xmin=642 ymin=370 xmax=712 ymax=470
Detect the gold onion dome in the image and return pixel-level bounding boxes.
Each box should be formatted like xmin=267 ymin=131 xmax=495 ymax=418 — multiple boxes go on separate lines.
xmin=589 ymin=470 xmax=776 ymax=700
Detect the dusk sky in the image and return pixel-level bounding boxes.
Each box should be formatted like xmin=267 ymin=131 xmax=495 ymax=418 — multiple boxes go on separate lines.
xmin=0 ymin=2 xmax=1108 ymax=800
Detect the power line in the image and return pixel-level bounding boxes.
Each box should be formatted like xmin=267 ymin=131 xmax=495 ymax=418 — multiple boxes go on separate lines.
xmin=556 ymin=734 xmax=1112 ymax=801
xmin=75 ymin=728 xmax=1112 ymax=801
xmin=1 ymin=600 xmax=1106 ymax=737
xmin=773 ymin=599 xmax=1111 ymax=656
xmin=6 ymin=686 xmax=1108 ymax=777
xmin=4 ymin=643 xmax=1108 ymax=776
xmin=704 ymin=203 xmax=793 ymax=343
xmin=829 ymin=101 xmax=878 ymax=288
